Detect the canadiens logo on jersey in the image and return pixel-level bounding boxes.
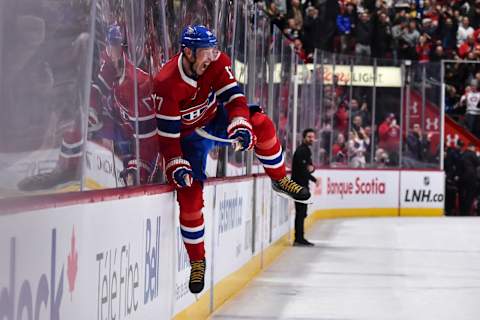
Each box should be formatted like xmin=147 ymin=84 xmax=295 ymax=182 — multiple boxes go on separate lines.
xmin=181 ymin=90 xmax=216 ymax=125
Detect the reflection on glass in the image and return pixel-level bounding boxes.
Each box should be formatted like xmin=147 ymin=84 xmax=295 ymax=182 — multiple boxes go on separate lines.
xmin=84 ymin=0 xmax=164 ymax=188
xmin=0 ymin=0 xmax=444 ymax=201
xmin=1 ymin=0 xmax=93 ymax=196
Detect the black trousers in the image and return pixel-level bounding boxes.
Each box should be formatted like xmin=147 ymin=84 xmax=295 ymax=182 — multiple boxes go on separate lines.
xmin=294 ymin=202 xmax=308 ymax=241
xmin=459 ymin=183 xmax=476 ymax=216
xmin=444 ymin=184 xmax=458 ymax=216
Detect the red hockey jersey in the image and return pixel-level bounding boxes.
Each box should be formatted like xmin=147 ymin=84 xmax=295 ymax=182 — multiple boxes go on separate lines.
xmin=98 ymin=50 xmax=161 ymax=183
xmin=152 ymin=51 xmax=250 ymax=163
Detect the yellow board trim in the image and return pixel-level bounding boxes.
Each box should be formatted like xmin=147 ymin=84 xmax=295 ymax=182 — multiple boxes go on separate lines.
xmin=173 ymin=290 xmax=212 ymax=320
xmin=55 ymin=178 xmax=104 ymax=193
xmin=174 ymin=235 xmax=291 ymax=320
xmin=174 ymin=206 xmax=443 ymax=319
xmin=310 ymin=208 xmax=399 ymax=220
xmin=399 ymin=207 xmax=444 ymax=216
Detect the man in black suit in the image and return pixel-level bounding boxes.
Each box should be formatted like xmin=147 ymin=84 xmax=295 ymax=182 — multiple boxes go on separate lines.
xmin=459 ymin=143 xmax=479 ymax=215
xmin=291 ymin=128 xmax=319 ymax=246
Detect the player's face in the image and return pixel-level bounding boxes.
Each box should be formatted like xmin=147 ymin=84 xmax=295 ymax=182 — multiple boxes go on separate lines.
xmin=193 ymin=47 xmax=217 ymax=76
xmin=109 ymin=43 xmax=123 ymax=62
xmin=108 ymin=43 xmax=124 ymax=75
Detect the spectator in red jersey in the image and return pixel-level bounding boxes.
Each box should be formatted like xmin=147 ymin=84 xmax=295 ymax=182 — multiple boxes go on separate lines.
xmin=416 ymin=34 xmax=432 ymax=62
xmin=334 ymin=102 xmax=349 ymax=135
xmin=378 ymin=113 xmax=400 ymax=165
xmin=458 ymin=35 xmax=476 ymax=59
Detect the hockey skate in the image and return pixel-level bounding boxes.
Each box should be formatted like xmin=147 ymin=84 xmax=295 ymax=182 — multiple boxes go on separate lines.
xmin=272 ymin=176 xmax=312 ymax=204
xmin=189 ymin=258 xmax=206 ymax=294
xmin=17 ymin=167 xmax=78 ymax=192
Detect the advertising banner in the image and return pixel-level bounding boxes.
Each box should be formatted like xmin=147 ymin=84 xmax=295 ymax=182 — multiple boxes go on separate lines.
xmin=400 ymin=171 xmax=445 ymax=209
xmin=0 ymin=170 xmax=446 ymax=319
xmin=83 ymin=141 xmax=125 ymax=189
xmin=234 ymin=61 xmax=402 ymax=87
xmin=294 ymin=64 xmax=402 ymax=87
xmin=312 ymin=170 xmax=399 ymax=210
xmin=253 ymin=177 xmax=271 ymax=256
xmin=213 ymin=181 xmax=254 ymax=282
xmin=270 ymin=193 xmax=291 ymax=244
xmin=0 ymin=193 xmax=175 ymax=320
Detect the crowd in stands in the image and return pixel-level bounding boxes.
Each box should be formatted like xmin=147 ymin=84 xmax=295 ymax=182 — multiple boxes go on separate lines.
xmin=260 ymin=0 xmax=480 ymax=147
xmin=316 ymin=96 xmax=436 ymax=168
xmin=257 ymin=0 xmax=480 ymax=171
xmin=445 ymin=64 xmax=480 ymax=139
xmin=262 ymin=0 xmax=480 ymax=62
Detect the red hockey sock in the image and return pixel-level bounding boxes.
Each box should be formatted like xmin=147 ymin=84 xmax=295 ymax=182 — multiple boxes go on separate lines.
xmin=58 ymin=129 xmax=83 ymax=170
xmin=177 ymin=181 xmax=206 ymax=261
xmin=250 ymin=112 xmax=286 ymax=180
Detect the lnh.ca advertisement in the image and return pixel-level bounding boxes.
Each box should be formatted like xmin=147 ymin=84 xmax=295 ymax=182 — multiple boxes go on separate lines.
xmin=400 ymin=171 xmax=445 ymax=209
xmin=311 ymin=170 xmax=444 ymax=212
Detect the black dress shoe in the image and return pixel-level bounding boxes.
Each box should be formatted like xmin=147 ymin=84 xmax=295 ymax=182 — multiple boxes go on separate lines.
xmin=294 ymin=239 xmax=314 ymax=246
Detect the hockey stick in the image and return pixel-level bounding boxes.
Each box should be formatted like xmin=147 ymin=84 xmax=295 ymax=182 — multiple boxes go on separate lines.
xmin=194 ymin=127 xmax=242 ymax=151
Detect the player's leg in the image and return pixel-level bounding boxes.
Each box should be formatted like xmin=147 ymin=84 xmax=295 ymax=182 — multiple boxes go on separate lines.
xmin=176 ymin=133 xmax=214 ymax=294
xmin=176 ymin=180 xmax=206 ymax=293
xmin=249 ymin=110 xmax=310 ymax=202
xmin=17 ymin=129 xmax=81 ymax=191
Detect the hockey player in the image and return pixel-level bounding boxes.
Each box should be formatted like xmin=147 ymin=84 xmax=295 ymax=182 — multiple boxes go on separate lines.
xmin=153 ymin=25 xmax=311 ymax=294
xmin=17 ymin=34 xmax=109 ymax=191
xmin=18 ymin=25 xmax=161 ymax=190
xmin=97 ymin=25 xmax=161 ymax=185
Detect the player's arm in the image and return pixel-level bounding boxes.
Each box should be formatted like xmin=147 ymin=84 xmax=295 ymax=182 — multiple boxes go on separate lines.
xmin=213 ymin=53 xmax=249 ymax=119
xmin=153 ymin=86 xmax=193 ymax=188
xmin=97 ymin=56 xmax=117 ymax=96
xmin=88 ymin=83 xmax=105 ymax=133
xmin=213 ymin=53 xmax=255 ymax=151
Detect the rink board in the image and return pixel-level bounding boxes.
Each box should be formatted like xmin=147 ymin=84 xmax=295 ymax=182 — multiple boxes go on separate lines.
xmin=0 ymin=193 xmax=176 ymax=320
xmin=311 ymin=170 xmax=444 ymax=218
xmin=0 ymin=170 xmax=443 ymax=320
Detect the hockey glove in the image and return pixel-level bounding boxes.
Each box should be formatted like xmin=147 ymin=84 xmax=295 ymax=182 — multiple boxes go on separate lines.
xmin=227 ymin=117 xmax=256 ymax=151
xmin=166 ymin=158 xmax=193 ymax=188
xmin=120 ymin=159 xmax=152 ymax=186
